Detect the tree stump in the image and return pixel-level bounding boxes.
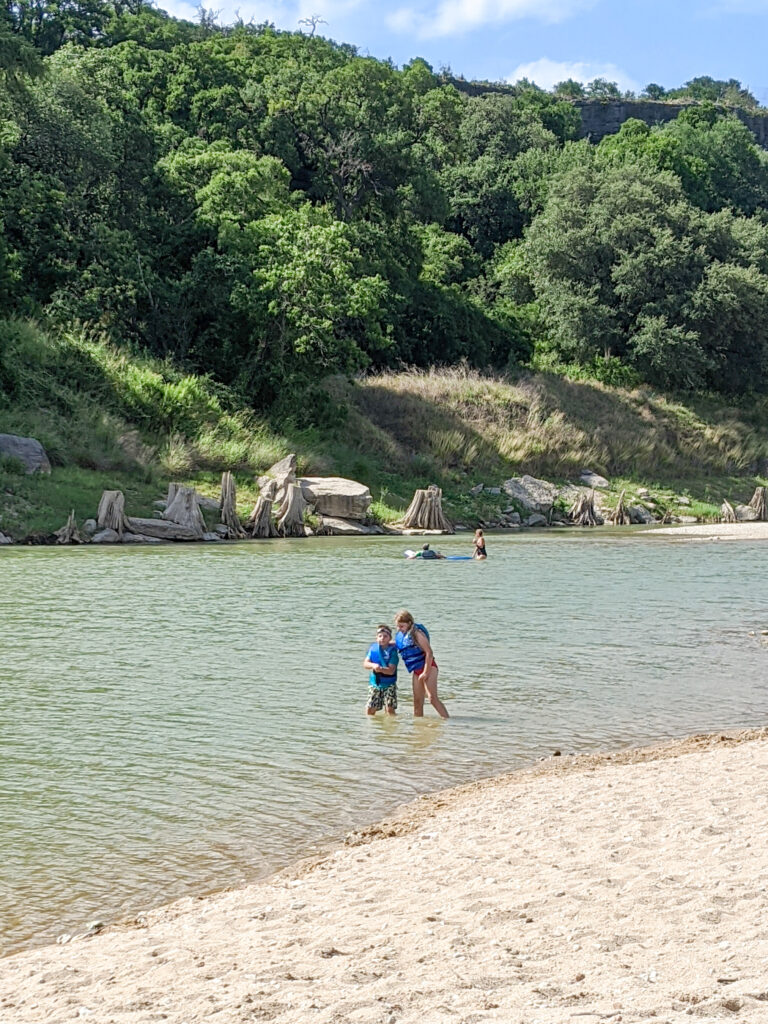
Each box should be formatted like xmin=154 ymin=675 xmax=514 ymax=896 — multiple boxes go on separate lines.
xmin=220 ymin=471 xmax=246 ymax=539
xmin=97 ymin=490 xmax=128 ymax=536
xmin=54 ymin=510 xmax=82 ymax=545
xmin=399 ymin=485 xmax=454 ymax=533
xmin=749 ymin=486 xmax=767 ymax=521
xmin=569 ymin=489 xmax=600 ymax=526
xmin=259 ymin=477 xmax=278 ymax=502
xmin=124 ymin=517 xmax=202 ymax=541
xmin=163 ymin=485 xmax=205 ymax=538
xmin=720 ymin=499 xmax=736 ymax=523
xmin=276 ymin=483 xmax=307 ymax=536
xmin=246 ymin=496 xmax=277 ymax=538
xmin=607 ymin=489 xmax=630 ymax=526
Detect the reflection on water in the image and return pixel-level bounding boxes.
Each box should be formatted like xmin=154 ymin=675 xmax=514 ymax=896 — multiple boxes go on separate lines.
xmin=1 ymin=531 xmax=767 ymax=953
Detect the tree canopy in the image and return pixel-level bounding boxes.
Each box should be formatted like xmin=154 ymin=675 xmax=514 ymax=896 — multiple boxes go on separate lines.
xmin=2 ymin=1 xmax=768 ymax=424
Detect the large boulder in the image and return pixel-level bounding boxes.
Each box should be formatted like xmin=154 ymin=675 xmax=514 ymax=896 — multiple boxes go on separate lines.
xmin=299 ymin=477 xmax=372 ymax=520
xmin=502 ymin=475 xmax=558 ymax=515
xmin=0 ymin=434 xmax=51 ymax=474
xmin=0 ymin=531 xmax=12 ymax=545
xmin=579 ymin=468 xmax=610 ymax=489
xmin=318 ymin=516 xmax=372 ymax=536
xmin=628 ymin=505 xmax=655 ymax=525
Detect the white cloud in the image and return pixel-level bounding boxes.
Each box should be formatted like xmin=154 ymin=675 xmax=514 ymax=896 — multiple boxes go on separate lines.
xmin=506 ymin=57 xmax=640 ymax=93
xmin=387 ymin=0 xmax=596 ymax=38
xmin=159 ymin=0 xmax=362 ymax=31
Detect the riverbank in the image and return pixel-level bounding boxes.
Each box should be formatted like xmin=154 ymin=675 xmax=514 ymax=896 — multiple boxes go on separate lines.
xmin=2 ymin=323 xmax=768 ymax=538
xmin=646 ymin=521 xmax=768 ymax=540
xmin=2 ymin=727 xmax=767 ymax=1023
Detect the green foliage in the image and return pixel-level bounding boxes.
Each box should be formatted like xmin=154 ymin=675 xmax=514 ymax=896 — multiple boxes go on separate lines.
xmin=667 ymin=76 xmax=758 ymax=111
xmin=0 ymin=3 xmax=768 ymax=420
xmin=525 ymin=156 xmax=768 ymax=393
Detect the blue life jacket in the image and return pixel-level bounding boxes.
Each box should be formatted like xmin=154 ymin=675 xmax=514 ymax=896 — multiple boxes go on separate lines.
xmin=395 ymin=624 xmax=430 ymax=674
xmin=367 ymin=642 xmax=398 ymax=688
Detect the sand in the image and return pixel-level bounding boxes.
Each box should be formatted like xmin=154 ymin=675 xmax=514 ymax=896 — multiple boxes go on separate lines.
xmin=2 ymin=729 xmax=768 ymax=1024
xmin=644 ymin=521 xmax=768 ymax=541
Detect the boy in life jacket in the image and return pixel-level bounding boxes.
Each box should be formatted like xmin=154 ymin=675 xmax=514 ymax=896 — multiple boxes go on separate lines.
xmin=363 ymin=624 xmax=399 ymax=716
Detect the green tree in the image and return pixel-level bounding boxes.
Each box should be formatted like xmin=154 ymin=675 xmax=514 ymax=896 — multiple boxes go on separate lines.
xmin=554 ymin=78 xmax=585 ymax=99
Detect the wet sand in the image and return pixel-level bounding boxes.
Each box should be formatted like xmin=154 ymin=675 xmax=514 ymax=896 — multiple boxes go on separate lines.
xmin=2 ymin=728 xmax=768 ymax=1023
xmin=645 ymin=521 xmax=768 ymax=540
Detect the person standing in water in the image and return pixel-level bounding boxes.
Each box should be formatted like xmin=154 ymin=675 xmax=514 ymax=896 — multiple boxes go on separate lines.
xmin=472 ymin=529 xmax=487 ymax=559
xmin=394 ymin=610 xmax=449 ymax=719
xmin=363 ymin=624 xmax=399 ymax=716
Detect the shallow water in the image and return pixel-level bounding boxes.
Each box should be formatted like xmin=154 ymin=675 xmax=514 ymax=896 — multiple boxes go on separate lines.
xmin=1 ymin=530 xmax=767 ymax=953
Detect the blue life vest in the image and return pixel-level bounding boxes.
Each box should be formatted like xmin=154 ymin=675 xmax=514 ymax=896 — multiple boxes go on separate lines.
xmin=395 ymin=624 xmax=430 ymax=674
xmin=367 ymin=642 xmax=398 ymax=688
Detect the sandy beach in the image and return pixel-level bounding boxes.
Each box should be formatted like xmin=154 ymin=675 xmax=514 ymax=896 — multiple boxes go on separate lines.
xmin=2 ymin=729 xmax=768 ymax=1024
xmin=645 ymin=521 xmax=768 ymax=540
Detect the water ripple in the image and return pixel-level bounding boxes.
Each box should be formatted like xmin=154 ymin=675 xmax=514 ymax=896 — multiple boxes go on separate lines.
xmin=1 ymin=532 xmax=767 ymax=952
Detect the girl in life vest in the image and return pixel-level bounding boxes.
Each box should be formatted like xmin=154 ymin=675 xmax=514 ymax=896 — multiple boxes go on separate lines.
xmin=393 ymin=609 xmax=449 ymax=719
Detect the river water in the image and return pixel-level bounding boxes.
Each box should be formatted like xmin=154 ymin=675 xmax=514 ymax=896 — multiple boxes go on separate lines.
xmin=1 ymin=530 xmax=767 ymax=954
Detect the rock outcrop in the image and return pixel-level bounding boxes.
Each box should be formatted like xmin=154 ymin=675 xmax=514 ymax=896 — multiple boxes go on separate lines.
xmin=0 ymin=433 xmax=51 ymax=474
xmin=579 ymin=469 xmax=610 ymax=490
xmin=299 ymin=477 xmax=372 ymax=520
xmin=502 ymin=475 xmax=559 ymax=515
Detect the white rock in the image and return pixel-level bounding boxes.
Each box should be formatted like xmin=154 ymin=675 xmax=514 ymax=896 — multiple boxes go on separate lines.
xmin=502 ymin=475 xmax=558 ymax=514
xmin=299 ymin=477 xmax=371 ymax=520
xmin=318 ymin=517 xmax=371 ymax=536
xmin=579 ymin=469 xmax=609 ymax=489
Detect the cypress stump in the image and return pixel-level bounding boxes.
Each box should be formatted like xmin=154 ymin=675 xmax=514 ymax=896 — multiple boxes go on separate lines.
xmin=399 ymin=485 xmax=453 ymax=533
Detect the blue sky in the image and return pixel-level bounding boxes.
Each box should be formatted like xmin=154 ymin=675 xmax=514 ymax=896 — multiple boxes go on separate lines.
xmin=161 ymin=0 xmax=768 ymax=102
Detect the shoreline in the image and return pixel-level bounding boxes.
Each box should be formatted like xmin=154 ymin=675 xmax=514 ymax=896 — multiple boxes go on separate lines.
xmin=643 ymin=521 xmax=768 ymax=540
xmin=4 ymin=520 xmax=768 ymax=550
xmin=2 ymin=725 xmax=768 ymax=1022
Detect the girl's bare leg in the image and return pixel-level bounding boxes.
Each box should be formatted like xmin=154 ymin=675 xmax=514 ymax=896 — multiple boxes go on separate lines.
xmin=422 ymin=665 xmax=449 ymax=719
xmin=412 ymin=672 xmax=426 ymax=717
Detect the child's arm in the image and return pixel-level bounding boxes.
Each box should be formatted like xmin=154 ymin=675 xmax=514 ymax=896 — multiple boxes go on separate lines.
xmin=414 ymin=629 xmax=433 ymax=662
xmin=376 ymin=648 xmax=398 ymax=677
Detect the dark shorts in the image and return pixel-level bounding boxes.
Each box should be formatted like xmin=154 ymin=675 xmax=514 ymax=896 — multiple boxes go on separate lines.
xmin=367 ymin=684 xmax=398 ymax=712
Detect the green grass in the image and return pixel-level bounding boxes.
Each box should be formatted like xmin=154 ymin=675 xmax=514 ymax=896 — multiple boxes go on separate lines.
xmin=2 ymin=320 xmax=767 ymax=538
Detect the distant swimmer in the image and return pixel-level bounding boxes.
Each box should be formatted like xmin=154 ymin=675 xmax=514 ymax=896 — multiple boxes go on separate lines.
xmin=394 ymin=609 xmax=449 ymax=719
xmin=404 ymin=543 xmax=445 ymax=560
xmin=472 ymin=528 xmax=487 ymax=559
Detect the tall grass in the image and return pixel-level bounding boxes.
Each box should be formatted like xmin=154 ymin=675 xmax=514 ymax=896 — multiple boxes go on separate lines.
xmin=2 ymin=320 xmax=767 ymax=537
xmin=347 ymin=367 xmax=768 ymax=487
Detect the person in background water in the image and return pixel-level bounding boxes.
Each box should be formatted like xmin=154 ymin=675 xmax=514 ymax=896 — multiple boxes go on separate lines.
xmin=473 ymin=528 xmax=487 ymax=559
xmin=363 ymin=624 xmax=399 ymax=716
xmin=419 ymin=543 xmax=445 ymax=560
xmin=394 ymin=609 xmax=449 ymax=719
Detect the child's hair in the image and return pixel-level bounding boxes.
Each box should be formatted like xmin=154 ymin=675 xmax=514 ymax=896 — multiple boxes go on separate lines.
xmin=394 ymin=609 xmax=414 ymax=639
xmin=377 ymin=623 xmax=392 ymax=638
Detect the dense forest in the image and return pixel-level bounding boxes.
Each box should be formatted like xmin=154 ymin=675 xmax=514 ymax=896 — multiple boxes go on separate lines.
xmin=3 ymin=0 xmax=768 ymax=430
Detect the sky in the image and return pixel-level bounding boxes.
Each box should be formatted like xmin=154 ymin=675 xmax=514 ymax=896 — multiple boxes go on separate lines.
xmin=160 ymin=0 xmax=768 ymax=102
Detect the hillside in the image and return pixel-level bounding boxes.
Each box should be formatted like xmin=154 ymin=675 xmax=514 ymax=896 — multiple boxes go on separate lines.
xmin=1 ymin=324 xmax=766 ymax=539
